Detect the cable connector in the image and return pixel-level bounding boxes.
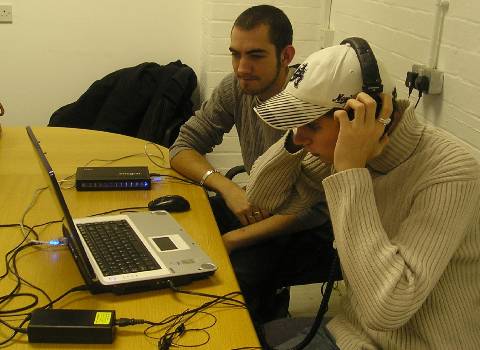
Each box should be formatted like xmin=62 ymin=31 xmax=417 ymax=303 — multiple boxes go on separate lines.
xmin=166 ymin=279 xmax=179 ymax=292
xmin=48 ymin=237 xmax=68 ymax=246
xmin=114 ymin=318 xmax=146 ymax=327
xmin=30 ymin=237 xmax=68 ymax=246
xmin=405 ymin=71 xmax=419 ymax=97
xmin=175 ymin=323 xmax=185 ymax=336
xmin=415 ymin=75 xmax=430 ymax=94
xmin=150 ymin=175 xmax=163 ymax=183
xmin=157 ymin=323 xmax=185 ymax=350
xmin=159 ymin=336 xmax=173 ymax=350
xmin=414 ymin=75 xmax=430 ymax=108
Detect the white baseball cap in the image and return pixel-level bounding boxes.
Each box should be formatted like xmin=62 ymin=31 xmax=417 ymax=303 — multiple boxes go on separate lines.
xmin=254 ymin=43 xmax=395 ymax=130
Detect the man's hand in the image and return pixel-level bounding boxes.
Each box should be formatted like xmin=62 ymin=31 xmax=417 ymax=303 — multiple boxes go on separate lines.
xmin=221 ymin=184 xmax=270 ymax=225
xmin=170 ymin=149 xmax=270 ymax=224
xmin=333 ymin=92 xmax=393 ymax=172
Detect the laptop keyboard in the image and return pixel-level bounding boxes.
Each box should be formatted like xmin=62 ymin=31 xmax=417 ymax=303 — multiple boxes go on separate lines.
xmin=77 ymin=220 xmax=161 ymax=277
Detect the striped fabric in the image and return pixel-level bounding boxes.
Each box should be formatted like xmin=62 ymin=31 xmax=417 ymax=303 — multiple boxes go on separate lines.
xmin=254 ymin=89 xmax=333 ymax=130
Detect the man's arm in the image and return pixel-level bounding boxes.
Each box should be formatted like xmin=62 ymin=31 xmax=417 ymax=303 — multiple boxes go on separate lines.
xmin=170 ymin=149 xmax=237 ymax=193
xmin=169 ymin=73 xmax=236 ymax=178
xmin=222 ymin=211 xmax=324 ymax=253
xmin=169 ymin=72 xmax=277 ymax=225
xmin=171 ymin=149 xmax=268 ymax=226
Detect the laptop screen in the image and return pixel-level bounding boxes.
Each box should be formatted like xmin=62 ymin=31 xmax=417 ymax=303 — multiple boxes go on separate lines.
xmin=26 ymin=126 xmax=97 ymax=288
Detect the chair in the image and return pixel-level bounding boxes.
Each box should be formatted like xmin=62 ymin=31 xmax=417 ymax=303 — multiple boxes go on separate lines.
xmin=224 ymin=165 xmax=246 ymax=181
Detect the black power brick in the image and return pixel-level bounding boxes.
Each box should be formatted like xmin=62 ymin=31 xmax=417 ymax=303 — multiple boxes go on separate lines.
xmin=27 ymin=309 xmax=116 ymax=344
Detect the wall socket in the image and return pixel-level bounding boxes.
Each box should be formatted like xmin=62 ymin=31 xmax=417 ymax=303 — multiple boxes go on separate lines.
xmin=0 ymin=4 xmax=12 ymax=23
xmin=411 ymin=64 xmax=444 ymax=94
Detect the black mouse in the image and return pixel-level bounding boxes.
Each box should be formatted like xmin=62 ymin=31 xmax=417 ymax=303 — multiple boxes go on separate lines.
xmin=148 ymin=195 xmax=190 ymax=212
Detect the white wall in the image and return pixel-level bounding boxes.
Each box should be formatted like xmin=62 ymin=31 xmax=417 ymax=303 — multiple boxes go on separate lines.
xmin=2 ymin=0 xmax=479 ymax=165
xmin=1 ymin=0 xmax=202 ymax=126
xmin=330 ymin=0 xmax=480 ymax=160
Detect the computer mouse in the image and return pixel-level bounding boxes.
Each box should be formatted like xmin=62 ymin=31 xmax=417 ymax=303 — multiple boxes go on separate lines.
xmin=148 ymin=195 xmax=190 ymax=212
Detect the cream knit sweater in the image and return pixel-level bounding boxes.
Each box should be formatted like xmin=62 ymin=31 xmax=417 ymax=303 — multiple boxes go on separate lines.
xmin=247 ymin=101 xmax=480 ymax=349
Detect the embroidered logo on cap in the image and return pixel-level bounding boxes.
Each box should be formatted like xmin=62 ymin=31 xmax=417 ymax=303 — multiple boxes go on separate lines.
xmin=290 ymin=63 xmax=308 ymax=88
xmin=331 ymin=94 xmax=354 ymax=105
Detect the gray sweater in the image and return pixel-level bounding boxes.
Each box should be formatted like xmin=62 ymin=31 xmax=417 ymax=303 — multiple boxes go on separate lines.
xmin=247 ymin=101 xmax=480 ymax=349
xmin=170 ymin=72 xmax=286 ymax=173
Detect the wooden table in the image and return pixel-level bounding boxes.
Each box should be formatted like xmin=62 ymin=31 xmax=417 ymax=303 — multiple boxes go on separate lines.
xmin=0 ymin=127 xmax=260 ymax=349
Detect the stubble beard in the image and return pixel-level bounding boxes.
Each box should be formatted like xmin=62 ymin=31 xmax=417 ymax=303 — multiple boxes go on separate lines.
xmin=240 ymin=59 xmax=282 ymax=97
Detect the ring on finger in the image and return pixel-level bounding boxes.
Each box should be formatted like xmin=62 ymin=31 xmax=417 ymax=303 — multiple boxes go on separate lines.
xmin=377 ymin=117 xmax=391 ymax=126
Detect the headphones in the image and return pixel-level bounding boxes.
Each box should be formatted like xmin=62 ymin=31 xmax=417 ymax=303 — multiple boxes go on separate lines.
xmin=340 ymin=37 xmax=394 ymax=133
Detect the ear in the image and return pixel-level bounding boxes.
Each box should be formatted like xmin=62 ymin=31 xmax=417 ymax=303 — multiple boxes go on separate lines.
xmin=280 ymin=45 xmax=295 ymax=66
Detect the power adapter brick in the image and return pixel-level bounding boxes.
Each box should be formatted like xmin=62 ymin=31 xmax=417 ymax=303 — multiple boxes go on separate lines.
xmin=27 ymin=309 xmax=116 ymax=344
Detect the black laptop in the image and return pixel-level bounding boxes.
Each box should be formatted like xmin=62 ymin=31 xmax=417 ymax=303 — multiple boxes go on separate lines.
xmin=26 ymin=126 xmax=217 ymax=294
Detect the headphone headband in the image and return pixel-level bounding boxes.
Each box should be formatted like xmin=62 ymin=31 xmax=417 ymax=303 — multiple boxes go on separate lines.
xmin=340 ymin=37 xmax=383 ymax=95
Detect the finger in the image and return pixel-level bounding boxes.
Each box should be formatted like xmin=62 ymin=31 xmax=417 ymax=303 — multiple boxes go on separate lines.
xmin=246 ymin=213 xmax=257 ymax=225
xmin=237 ymin=213 xmax=249 ymax=226
xmin=356 ymin=92 xmax=377 ymax=127
xmin=251 ymin=209 xmax=263 ymax=221
xmin=252 ymin=208 xmax=269 ymax=221
xmin=374 ymin=117 xmax=388 ymax=136
xmin=333 ymin=109 xmax=350 ymax=126
xmin=260 ymin=208 xmax=271 ymax=219
xmin=345 ymin=99 xmax=366 ymax=125
xmin=378 ymin=93 xmax=393 ymax=119
xmin=374 ymin=94 xmax=394 ymax=136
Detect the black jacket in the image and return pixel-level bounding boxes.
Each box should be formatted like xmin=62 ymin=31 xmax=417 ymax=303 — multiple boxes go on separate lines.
xmin=48 ymin=61 xmax=197 ymax=147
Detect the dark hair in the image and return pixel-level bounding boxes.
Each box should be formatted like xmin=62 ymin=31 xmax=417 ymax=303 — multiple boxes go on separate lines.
xmin=233 ymin=5 xmax=293 ymax=56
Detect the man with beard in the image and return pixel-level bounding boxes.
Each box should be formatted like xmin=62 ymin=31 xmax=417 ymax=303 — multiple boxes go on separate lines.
xmin=170 ymin=5 xmax=338 ymax=323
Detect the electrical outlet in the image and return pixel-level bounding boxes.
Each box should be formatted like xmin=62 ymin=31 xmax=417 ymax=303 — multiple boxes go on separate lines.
xmin=0 ymin=4 xmax=12 ymax=23
xmin=412 ymin=64 xmax=443 ymax=94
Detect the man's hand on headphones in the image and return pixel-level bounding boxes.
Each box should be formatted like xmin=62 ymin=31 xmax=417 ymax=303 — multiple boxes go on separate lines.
xmin=333 ymin=92 xmax=393 ymax=172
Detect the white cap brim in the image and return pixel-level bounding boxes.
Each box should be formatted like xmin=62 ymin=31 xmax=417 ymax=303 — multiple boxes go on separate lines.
xmin=254 ymin=89 xmax=333 ymax=130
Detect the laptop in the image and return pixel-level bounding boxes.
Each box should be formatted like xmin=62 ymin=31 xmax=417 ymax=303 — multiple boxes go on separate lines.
xmin=26 ymin=126 xmax=217 ymax=294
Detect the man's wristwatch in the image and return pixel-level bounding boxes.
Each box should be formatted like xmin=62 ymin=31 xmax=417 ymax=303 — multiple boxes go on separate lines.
xmin=199 ymin=169 xmax=220 ymax=186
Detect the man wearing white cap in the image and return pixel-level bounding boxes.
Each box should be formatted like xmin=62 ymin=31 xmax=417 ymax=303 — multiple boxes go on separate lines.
xmin=249 ymin=40 xmax=480 ymax=349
